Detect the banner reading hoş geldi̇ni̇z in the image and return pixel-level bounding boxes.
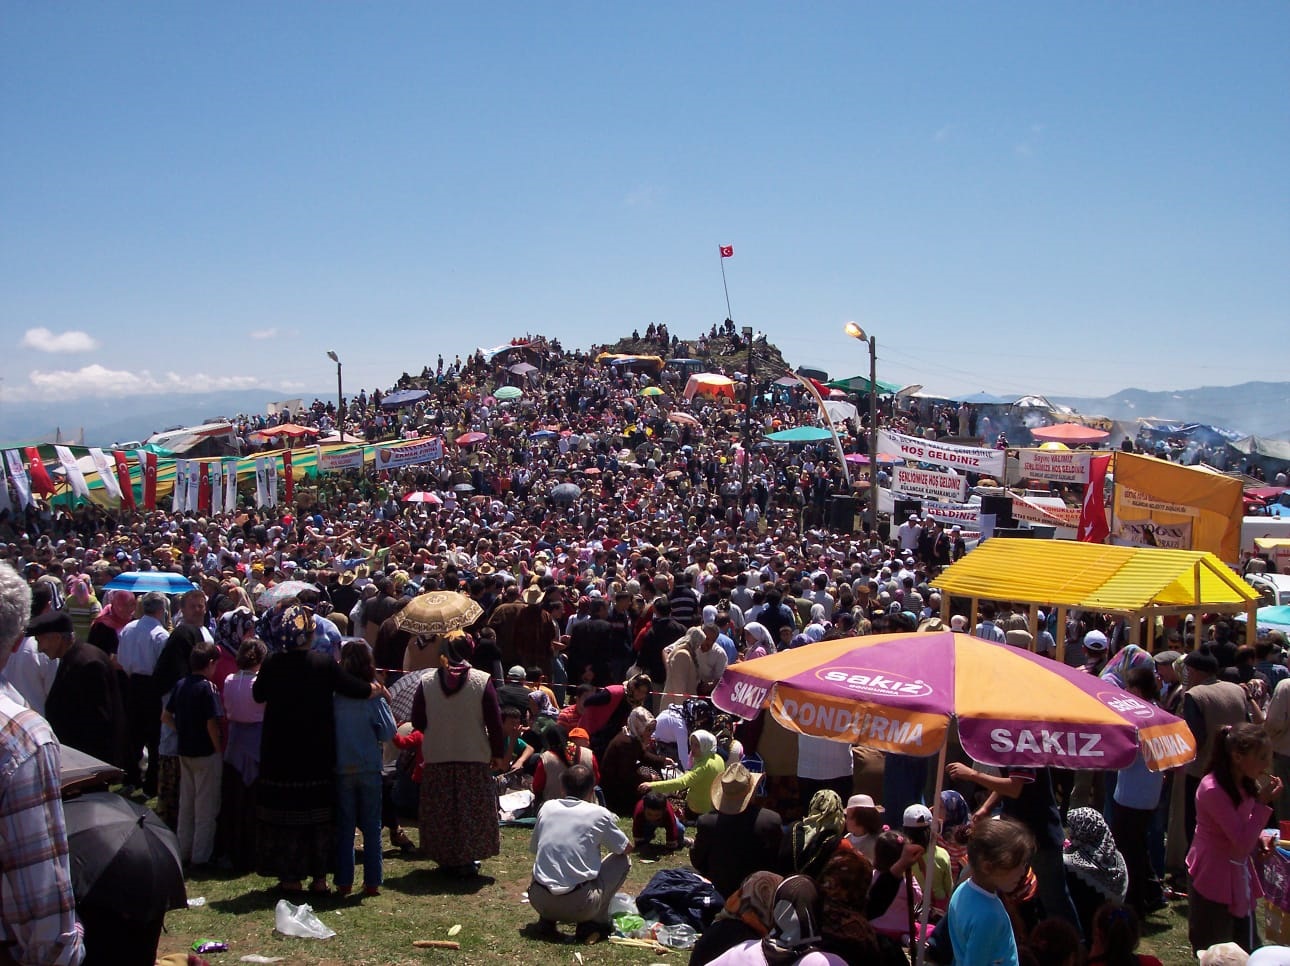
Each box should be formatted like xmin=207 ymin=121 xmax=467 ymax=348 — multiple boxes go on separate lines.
xmin=878 ymin=429 xmax=1005 ymax=478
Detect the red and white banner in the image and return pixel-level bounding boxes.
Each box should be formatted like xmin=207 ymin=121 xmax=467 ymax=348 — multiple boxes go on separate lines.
xmin=1012 ymin=494 xmax=1082 ymax=530
xmin=54 ymin=445 xmax=90 ymax=501
xmin=1017 ymin=449 xmax=1092 ymax=485
xmin=5 ymin=451 xmax=31 ymax=508
xmin=316 ymin=446 xmax=364 ymax=473
xmin=375 ymin=438 xmax=443 ymax=471
xmin=878 ymin=429 xmax=1005 ymax=478
xmin=282 ymin=450 xmax=294 ymax=503
xmin=141 ymin=451 xmax=158 ymax=510
xmin=25 ymin=447 xmax=55 ymax=495
xmin=112 ymin=451 xmax=136 ymax=510
xmin=892 ymin=465 xmax=967 ymax=502
xmin=1078 ymin=454 xmax=1113 ymax=543
xmin=198 ymin=462 xmax=212 ymax=514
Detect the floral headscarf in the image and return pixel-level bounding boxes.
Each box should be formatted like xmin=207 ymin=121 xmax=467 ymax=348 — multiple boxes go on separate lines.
xmin=715 ymin=870 xmax=783 ymax=937
xmin=1063 ymin=807 xmax=1128 ymax=901
xmin=626 ymin=706 xmax=655 ymax=742
xmin=215 ymin=606 xmax=256 ymax=656
xmin=263 ymin=603 xmax=314 ymax=654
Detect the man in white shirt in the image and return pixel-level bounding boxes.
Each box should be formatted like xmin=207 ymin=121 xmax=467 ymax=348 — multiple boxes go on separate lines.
xmin=897 ymin=514 xmax=922 ymax=554
xmin=528 ymin=763 xmax=631 ymax=942
xmin=0 ymin=582 xmax=59 ymax=713
xmin=694 ymin=624 xmax=728 ymax=694
xmin=117 ymin=593 xmax=171 ymax=794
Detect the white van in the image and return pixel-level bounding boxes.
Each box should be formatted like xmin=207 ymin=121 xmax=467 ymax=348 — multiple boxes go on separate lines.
xmin=1246 ymin=573 xmax=1290 ymax=606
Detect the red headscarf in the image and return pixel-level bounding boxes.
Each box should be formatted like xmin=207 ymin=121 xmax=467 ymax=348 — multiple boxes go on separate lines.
xmin=93 ymin=590 xmax=137 ymax=633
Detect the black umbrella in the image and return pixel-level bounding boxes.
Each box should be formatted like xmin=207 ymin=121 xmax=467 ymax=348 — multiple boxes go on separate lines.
xmin=64 ymin=793 xmax=187 ymax=921
xmin=550 ymin=482 xmax=582 ymax=505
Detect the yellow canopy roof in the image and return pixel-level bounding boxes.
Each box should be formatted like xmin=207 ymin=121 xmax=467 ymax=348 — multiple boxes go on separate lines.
xmin=934 ymin=540 xmax=1259 ymax=613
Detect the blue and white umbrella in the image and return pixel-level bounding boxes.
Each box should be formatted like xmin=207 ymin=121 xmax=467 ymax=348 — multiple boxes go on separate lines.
xmin=102 ymin=572 xmax=198 ymax=595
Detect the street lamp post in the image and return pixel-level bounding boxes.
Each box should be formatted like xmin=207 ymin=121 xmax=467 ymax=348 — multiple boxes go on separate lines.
xmin=741 ymin=325 xmax=754 ymax=497
xmin=326 ymin=351 xmax=344 ymax=440
xmin=844 ymin=322 xmax=878 ymax=534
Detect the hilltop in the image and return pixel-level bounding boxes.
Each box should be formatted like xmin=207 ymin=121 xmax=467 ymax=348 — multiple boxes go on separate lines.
xmin=599 ymin=331 xmax=794 ymax=378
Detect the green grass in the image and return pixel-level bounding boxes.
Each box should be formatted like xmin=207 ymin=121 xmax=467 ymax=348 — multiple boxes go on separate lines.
xmin=159 ymin=822 xmax=1202 ymax=965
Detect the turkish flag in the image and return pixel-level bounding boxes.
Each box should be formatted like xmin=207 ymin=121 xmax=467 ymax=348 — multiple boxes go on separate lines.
xmin=24 ymin=448 xmax=55 ymax=495
xmin=719 ymin=245 xmax=733 ymax=258
xmin=112 ymin=451 xmax=136 ymax=510
xmin=198 ymin=462 xmax=212 ymax=514
xmin=143 ymin=452 xmax=158 ymax=510
xmin=1078 ymin=454 xmax=1112 ymax=543
xmin=282 ymin=450 xmax=294 ymax=503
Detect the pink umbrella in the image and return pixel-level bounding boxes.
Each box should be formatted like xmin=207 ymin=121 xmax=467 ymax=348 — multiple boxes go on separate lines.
xmin=402 ymin=491 xmax=443 ymax=505
xmin=1030 ymin=423 xmax=1110 ymax=444
xmin=844 ymin=452 xmax=902 ymax=465
xmin=455 ymin=432 xmax=488 ymax=446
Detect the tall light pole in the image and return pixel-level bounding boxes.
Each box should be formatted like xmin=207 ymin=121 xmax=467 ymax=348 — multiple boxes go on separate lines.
xmin=844 ymin=322 xmax=878 ymax=533
xmin=326 ymin=351 xmax=344 ymax=441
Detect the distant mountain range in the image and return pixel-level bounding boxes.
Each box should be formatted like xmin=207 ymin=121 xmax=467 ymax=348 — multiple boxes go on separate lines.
xmin=2 ymin=378 xmax=1287 ymax=449
xmin=1048 ymin=381 xmax=1290 ymax=440
xmin=0 ymin=389 xmax=323 ymax=448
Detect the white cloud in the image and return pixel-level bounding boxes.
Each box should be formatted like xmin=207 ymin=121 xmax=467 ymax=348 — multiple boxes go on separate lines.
xmin=9 ymin=364 xmax=263 ymax=400
xmin=21 ymin=327 xmax=100 ymax=353
xmin=934 ymin=123 xmax=960 ymax=143
xmin=249 ymin=327 xmax=279 ymax=340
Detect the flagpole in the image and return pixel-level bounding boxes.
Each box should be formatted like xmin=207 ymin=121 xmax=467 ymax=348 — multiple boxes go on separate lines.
xmin=719 ymin=247 xmax=733 ymax=320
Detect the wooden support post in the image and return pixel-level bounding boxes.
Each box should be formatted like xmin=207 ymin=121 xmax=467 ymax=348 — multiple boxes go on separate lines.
xmin=1055 ymin=605 xmax=1068 ymax=664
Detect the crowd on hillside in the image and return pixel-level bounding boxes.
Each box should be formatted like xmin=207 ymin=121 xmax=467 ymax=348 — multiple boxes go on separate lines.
xmin=1 ymin=331 xmax=1288 ymax=966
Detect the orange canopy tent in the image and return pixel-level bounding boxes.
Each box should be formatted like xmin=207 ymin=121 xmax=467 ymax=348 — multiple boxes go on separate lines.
xmin=683 ymin=373 xmax=736 ymax=400
xmin=1031 ymin=423 xmax=1110 ymax=444
xmin=258 ymin=424 xmax=320 ymax=438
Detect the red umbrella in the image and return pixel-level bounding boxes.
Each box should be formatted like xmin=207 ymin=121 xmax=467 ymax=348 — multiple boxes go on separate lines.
xmin=1030 ymin=423 xmax=1110 ymax=444
xmin=455 ymin=432 xmax=488 ymax=446
xmin=402 ymin=491 xmax=443 ymax=504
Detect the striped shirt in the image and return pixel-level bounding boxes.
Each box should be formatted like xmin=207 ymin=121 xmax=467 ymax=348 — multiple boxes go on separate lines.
xmin=0 ymin=691 xmax=85 ymax=965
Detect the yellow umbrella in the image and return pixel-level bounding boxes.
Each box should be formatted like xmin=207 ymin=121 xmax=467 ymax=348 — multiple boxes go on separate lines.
xmin=394 ymin=591 xmax=483 ymax=636
xmin=1039 ymin=441 xmax=1071 ymax=451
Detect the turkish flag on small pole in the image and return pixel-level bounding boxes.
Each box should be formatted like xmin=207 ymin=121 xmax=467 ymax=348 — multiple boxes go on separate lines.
xmin=1078 ymin=454 xmax=1113 ymax=543
xmin=718 ymin=245 xmax=735 ymax=320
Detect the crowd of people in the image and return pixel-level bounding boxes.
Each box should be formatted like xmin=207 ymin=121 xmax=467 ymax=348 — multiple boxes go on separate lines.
xmin=1 ymin=330 xmax=1288 ymax=965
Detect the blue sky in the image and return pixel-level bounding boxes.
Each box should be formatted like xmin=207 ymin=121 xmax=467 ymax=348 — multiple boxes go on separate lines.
xmin=2 ymin=3 xmax=1287 ymax=406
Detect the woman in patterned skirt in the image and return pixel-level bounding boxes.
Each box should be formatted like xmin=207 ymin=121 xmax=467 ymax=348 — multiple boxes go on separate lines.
xmin=412 ymin=633 xmax=506 ymax=877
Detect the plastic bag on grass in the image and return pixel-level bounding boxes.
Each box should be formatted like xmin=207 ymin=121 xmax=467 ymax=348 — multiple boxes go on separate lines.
xmin=609 ymin=892 xmax=638 ymax=917
xmin=273 ymin=899 xmax=336 ymax=939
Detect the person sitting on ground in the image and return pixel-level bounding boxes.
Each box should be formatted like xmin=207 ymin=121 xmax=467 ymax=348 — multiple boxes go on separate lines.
xmin=632 ymin=791 xmax=685 ymax=854
xmin=600 ymin=706 xmax=671 ymax=816
xmin=532 ymin=726 xmax=599 ymax=805
xmin=528 ymin=763 xmax=632 ymax=944
xmin=816 ymin=848 xmax=910 ymax=966
xmin=705 ymin=875 xmax=848 ymax=966
xmin=691 ymin=761 xmax=783 ymax=900
xmin=689 ymin=870 xmax=783 ymax=966
xmin=841 ymin=793 xmax=884 ymax=862
xmin=639 ymin=729 xmax=725 ymax=821
xmin=1023 ymin=917 xmax=1083 ymax=966
xmin=496 ymin=705 xmax=536 ymax=790
xmin=1087 ymin=901 xmax=1164 ymax=966
xmin=780 ymin=789 xmax=846 ymax=879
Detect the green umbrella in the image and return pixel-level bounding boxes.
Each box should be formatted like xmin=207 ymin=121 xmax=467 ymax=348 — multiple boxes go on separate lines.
xmin=640 ymin=386 xmax=664 ymax=397
xmin=494 ymin=386 xmax=523 ymax=400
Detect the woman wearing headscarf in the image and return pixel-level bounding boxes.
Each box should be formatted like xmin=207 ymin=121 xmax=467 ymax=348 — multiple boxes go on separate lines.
xmin=601 ymin=706 xmax=671 ymax=816
xmin=706 ymin=875 xmax=847 ymax=965
xmin=780 ymin=790 xmax=845 ymax=879
xmin=87 ymin=589 xmax=137 ymax=657
xmin=690 ymin=871 xmax=783 ymax=966
xmin=218 ymin=637 xmax=266 ymax=873
xmin=740 ymin=623 xmax=774 ymax=662
xmin=64 ymin=575 xmax=101 ymax=644
xmin=1063 ymin=806 xmax=1129 ymax=941
xmin=816 ymin=849 xmax=908 ymax=966
xmin=212 ymin=606 xmax=255 ymax=696
xmin=578 ymin=672 xmax=654 ymax=759
xmin=410 ymin=633 xmax=506 ymax=877
xmin=639 ymin=729 xmax=724 ymax=820
xmin=253 ymin=604 xmax=381 ymax=894
xmin=662 ymin=626 xmax=704 ymax=711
